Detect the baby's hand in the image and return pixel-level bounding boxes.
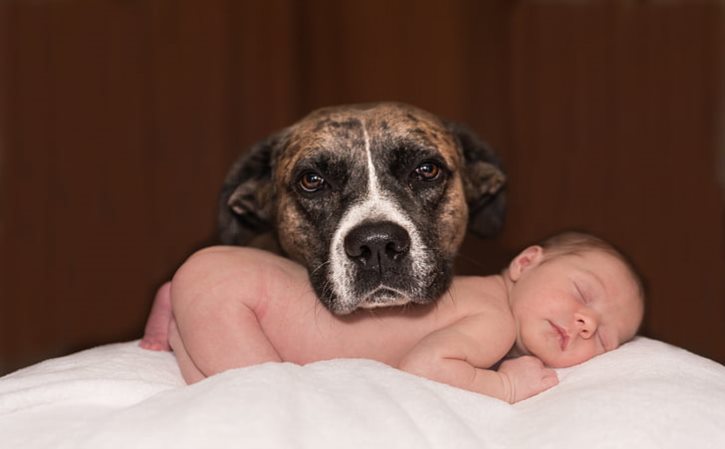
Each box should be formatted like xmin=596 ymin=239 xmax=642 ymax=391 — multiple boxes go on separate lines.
xmin=498 ymin=356 xmax=559 ymax=403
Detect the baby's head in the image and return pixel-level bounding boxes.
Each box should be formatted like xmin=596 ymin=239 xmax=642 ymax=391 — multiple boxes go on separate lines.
xmin=505 ymin=231 xmax=645 ymax=368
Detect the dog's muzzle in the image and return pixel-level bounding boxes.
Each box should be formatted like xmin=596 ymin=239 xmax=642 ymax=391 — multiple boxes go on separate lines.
xmin=343 ymin=221 xmax=415 ymax=308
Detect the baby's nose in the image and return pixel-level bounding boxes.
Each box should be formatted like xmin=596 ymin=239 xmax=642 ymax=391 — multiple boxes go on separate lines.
xmin=575 ymin=313 xmax=598 ymax=338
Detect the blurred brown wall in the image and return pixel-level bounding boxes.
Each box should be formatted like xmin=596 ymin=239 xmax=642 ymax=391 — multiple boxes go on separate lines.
xmin=1 ymin=0 xmax=723 ymax=374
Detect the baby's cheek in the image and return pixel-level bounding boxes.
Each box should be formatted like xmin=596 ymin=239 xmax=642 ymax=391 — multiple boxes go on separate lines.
xmin=558 ymin=345 xmax=602 ymax=368
xmin=519 ymin=328 xmax=554 ymax=364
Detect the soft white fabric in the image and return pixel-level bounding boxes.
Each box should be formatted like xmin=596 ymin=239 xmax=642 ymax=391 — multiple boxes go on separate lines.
xmin=0 ymin=337 xmax=724 ymax=449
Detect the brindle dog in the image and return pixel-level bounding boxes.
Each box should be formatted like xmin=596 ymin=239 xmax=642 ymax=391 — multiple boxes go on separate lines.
xmin=219 ymin=102 xmax=506 ymax=314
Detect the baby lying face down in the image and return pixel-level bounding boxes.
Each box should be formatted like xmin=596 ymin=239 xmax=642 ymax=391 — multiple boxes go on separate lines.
xmin=141 ymin=231 xmax=644 ymax=403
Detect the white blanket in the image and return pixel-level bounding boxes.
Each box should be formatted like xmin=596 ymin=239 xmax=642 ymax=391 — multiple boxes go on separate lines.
xmin=1 ymin=337 xmax=724 ymax=449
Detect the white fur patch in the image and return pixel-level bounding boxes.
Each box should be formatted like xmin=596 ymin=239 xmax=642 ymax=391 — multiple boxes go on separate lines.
xmin=328 ymin=124 xmax=434 ymax=313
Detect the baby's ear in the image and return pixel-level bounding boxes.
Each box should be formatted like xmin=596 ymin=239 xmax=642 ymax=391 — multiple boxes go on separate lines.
xmin=508 ymin=245 xmax=544 ymax=281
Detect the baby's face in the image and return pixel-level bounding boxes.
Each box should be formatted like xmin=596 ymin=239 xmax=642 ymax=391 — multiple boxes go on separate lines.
xmin=508 ymin=248 xmax=644 ymax=368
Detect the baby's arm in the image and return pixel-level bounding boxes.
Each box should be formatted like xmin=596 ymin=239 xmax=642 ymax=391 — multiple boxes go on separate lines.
xmin=398 ymin=316 xmax=558 ymax=403
xmin=168 ymin=246 xmax=297 ymax=382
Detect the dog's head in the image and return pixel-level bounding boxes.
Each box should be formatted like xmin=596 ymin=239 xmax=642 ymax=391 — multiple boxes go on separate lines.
xmin=219 ymin=102 xmax=505 ymax=314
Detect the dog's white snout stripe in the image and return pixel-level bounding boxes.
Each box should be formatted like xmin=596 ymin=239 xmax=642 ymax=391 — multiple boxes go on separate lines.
xmin=329 ymin=123 xmax=434 ymax=312
xmin=363 ymin=125 xmax=382 ymax=203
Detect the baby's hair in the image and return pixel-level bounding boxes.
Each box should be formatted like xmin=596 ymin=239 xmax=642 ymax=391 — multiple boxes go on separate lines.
xmin=539 ymin=231 xmax=647 ymax=310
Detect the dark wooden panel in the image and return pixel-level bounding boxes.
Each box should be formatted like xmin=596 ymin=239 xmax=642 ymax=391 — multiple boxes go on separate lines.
xmin=1 ymin=2 xmax=57 ymax=373
xmin=0 ymin=0 xmax=305 ymax=374
xmin=45 ymin=0 xmax=151 ymax=348
xmin=299 ymin=0 xmax=474 ymax=116
xmin=0 ymin=0 xmax=235 ymax=372
xmin=227 ymin=0 xmax=302 ymax=155
xmin=143 ymin=0 xmax=232 ymax=264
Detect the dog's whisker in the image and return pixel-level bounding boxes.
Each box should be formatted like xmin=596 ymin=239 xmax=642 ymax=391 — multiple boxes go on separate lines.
xmin=310 ymin=260 xmax=331 ymax=276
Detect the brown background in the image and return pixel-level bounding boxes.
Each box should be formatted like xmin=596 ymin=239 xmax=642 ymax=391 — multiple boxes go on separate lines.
xmin=1 ymin=0 xmax=723 ymax=375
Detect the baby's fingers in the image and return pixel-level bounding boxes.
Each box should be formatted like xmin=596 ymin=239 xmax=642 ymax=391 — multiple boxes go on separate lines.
xmin=540 ymin=369 xmax=559 ymax=389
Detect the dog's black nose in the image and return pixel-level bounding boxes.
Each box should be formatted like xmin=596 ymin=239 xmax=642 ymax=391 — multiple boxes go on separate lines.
xmin=344 ymin=222 xmax=411 ymax=270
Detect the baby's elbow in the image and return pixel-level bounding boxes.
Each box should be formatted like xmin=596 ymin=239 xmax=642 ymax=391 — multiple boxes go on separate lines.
xmin=170 ymin=246 xmax=261 ymax=310
xmin=399 ymin=351 xmax=447 ymax=380
xmin=399 ymin=357 xmax=428 ymax=379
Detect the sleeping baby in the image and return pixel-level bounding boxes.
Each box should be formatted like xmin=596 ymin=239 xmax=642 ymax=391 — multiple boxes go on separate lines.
xmin=140 ymin=231 xmax=644 ymax=403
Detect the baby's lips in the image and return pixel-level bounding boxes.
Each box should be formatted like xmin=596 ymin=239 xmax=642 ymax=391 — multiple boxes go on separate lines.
xmin=549 ymin=321 xmax=570 ymax=351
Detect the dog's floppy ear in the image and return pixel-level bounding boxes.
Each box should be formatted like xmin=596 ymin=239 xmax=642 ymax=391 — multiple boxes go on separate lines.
xmin=448 ymin=122 xmax=507 ymax=238
xmin=218 ymin=134 xmax=283 ymax=245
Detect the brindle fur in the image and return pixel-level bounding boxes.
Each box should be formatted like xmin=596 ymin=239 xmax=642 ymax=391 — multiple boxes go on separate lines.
xmin=219 ymin=102 xmax=505 ymax=314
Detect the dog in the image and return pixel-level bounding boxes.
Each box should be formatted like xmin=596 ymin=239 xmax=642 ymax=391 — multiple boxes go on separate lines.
xmin=218 ymin=102 xmax=505 ymax=314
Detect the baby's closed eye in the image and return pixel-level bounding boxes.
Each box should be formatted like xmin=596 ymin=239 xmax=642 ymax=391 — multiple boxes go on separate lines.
xmin=573 ymin=281 xmax=591 ymax=304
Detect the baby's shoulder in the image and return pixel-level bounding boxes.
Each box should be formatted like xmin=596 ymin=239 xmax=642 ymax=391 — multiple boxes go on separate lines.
xmin=449 ymin=274 xmax=511 ymax=314
xmin=440 ymin=299 xmax=516 ymax=366
xmin=444 ymin=276 xmax=514 ymax=330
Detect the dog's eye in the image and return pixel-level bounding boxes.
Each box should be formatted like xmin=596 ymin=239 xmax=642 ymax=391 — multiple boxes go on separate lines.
xmin=413 ymin=161 xmax=442 ymax=181
xmin=298 ymin=171 xmax=326 ymax=193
